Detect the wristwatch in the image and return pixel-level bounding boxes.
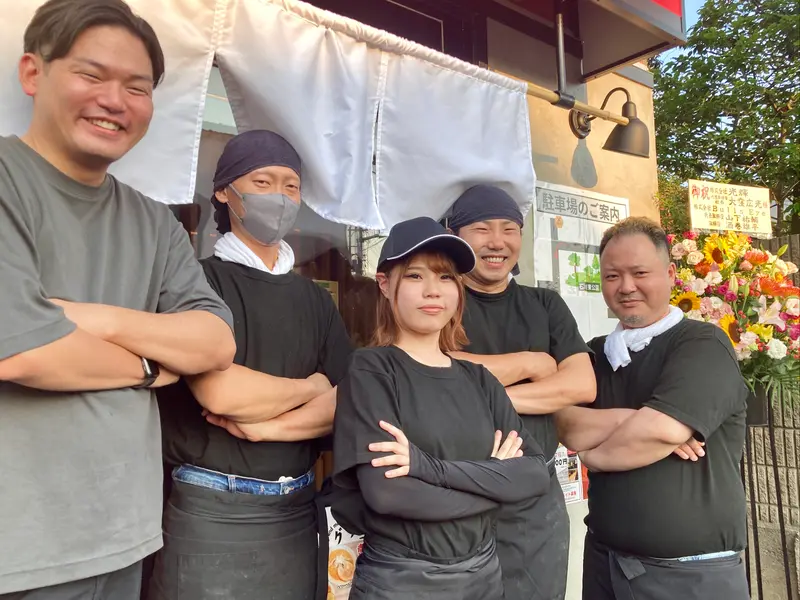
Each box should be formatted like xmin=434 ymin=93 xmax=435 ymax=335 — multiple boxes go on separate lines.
xmin=133 ymin=357 xmax=160 ymax=389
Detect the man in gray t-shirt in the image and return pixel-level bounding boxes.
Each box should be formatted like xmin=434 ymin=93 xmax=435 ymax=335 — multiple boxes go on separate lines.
xmin=0 ymin=1 xmax=235 ymax=598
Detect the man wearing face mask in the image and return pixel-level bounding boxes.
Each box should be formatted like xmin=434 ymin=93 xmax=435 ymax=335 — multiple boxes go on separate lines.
xmin=149 ymin=130 xmax=353 ymax=600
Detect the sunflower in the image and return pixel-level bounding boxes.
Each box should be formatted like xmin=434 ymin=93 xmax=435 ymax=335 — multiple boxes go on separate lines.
xmin=718 ymin=314 xmax=741 ymax=345
xmin=672 ymin=291 xmax=701 ymax=313
xmin=703 ymin=234 xmax=728 ymax=265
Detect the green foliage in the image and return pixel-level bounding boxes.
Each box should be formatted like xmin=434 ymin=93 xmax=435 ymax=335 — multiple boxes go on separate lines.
xmin=651 ymin=0 xmax=800 ymax=234
xmin=654 ymin=171 xmax=691 ymax=234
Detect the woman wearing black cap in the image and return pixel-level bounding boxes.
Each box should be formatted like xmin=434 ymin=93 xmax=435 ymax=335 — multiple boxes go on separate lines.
xmin=332 ymin=217 xmax=551 ymax=600
xmin=148 ymin=130 xmax=353 ymax=599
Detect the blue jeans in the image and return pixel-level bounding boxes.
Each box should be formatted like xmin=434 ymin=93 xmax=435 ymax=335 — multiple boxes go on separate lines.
xmin=172 ymin=464 xmax=314 ymax=496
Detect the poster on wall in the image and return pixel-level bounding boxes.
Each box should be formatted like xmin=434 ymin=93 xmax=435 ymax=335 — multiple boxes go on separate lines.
xmin=326 ymin=508 xmax=363 ymax=600
xmin=554 ymin=444 xmax=583 ymax=504
xmin=687 ymin=179 xmax=772 ymax=237
xmin=533 ymin=182 xmax=630 ymax=342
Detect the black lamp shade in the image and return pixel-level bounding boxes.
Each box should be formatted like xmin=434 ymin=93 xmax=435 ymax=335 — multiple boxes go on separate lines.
xmin=603 ymin=101 xmax=650 ymax=158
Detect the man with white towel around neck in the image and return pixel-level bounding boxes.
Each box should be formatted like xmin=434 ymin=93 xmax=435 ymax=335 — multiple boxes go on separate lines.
xmin=555 ymin=217 xmax=749 ymax=600
xmin=150 ymin=130 xmax=353 ymax=600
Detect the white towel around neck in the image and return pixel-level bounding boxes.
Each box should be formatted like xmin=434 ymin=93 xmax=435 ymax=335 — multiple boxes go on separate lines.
xmin=604 ymin=306 xmax=685 ymax=371
xmin=213 ymin=232 xmax=295 ymax=275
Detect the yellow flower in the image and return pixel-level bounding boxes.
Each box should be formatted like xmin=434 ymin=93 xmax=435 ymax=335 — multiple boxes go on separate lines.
xmin=747 ymin=323 xmax=773 ymax=342
xmin=703 ymin=234 xmax=727 ymax=265
xmin=718 ymin=314 xmax=741 ymax=345
xmin=671 ymin=291 xmax=701 ymax=313
xmin=678 ymin=268 xmax=694 ymax=283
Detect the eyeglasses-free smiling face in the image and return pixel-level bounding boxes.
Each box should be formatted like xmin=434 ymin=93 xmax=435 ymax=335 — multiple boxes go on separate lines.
xmin=19 ymin=25 xmax=156 ymax=178
xmin=600 ymin=232 xmax=676 ymax=329
xmin=457 ymin=220 xmax=522 ymax=290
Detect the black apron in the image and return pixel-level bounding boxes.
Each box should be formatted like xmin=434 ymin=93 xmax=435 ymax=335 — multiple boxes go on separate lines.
xmin=496 ymin=468 xmax=569 ymax=600
xmin=147 ymin=479 xmax=319 ymax=600
xmin=348 ymin=538 xmax=503 ymax=600
xmin=582 ymin=532 xmax=749 ymax=600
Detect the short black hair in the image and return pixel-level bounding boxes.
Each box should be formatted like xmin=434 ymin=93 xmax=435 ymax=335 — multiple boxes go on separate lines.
xmin=24 ymin=0 xmax=165 ymax=87
xmin=599 ymin=216 xmax=670 ymax=260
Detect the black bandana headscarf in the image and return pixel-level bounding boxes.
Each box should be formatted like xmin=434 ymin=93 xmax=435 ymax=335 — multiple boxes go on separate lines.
xmin=211 ymin=130 xmax=302 ymax=233
xmin=442 ymin=185 xmax=524 ymax=276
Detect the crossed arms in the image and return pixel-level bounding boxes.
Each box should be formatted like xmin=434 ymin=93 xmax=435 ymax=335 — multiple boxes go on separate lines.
xmin=555 ymin=407 xmax=703 ymax=472
xmin=0 ymin=301 xmax=235 ymax=391
xmin=451 ymin=351 xmax=596 ymax=414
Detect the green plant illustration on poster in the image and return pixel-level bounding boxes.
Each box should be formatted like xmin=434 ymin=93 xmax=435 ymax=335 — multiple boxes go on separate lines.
xmin=565 ymin=253 xmax=601 ymax=292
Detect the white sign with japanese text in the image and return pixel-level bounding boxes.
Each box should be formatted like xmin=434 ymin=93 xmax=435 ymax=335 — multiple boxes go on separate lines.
xmin=687 ymin=179 xmax=771 ymax=237
xmin=554 ymin=445 xmax=583 ymax=504
xmin=533 ymin=182 xmax=630 ymax=341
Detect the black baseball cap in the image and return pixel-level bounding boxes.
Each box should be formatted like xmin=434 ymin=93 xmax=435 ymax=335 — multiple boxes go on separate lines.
xmin=378 ymin=217 xmax=476 ymax=274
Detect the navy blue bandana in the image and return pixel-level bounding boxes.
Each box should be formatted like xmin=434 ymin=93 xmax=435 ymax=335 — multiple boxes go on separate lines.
xmin=443 ymin=185 xmax=523 ymax=232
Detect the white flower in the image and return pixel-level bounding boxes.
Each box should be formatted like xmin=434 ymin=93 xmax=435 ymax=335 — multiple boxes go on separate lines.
xmin=787 ymin=261 xmax=799 ymax=275
xmin=686 ymin=309 xmax=705 ymax=321
xmin=682 ymin=239 xmax=698 ymax=252
xmin=739 ymin=331 xmax=759 ymax=348
xmin=766 ymin=338 xmax=788 ymax=359
xmin=774 ymin=259 xmax=789 ymax=276
xmin=710 ymin=296 xmax=724 ymax=310
xmin=784 ymin=297 xmax=800 ymax=317
xmin=691 ymin=278 xmax=709 ymax=294
xmin=671 ymin=244 xmax=688 ymax=260
xmin=735 ymin=332 xmax=759 ymax=360
xmin=705 ymin=271 xmax=723 ymax=285
xmin=686 ymin=251 xmax=704 ymax=265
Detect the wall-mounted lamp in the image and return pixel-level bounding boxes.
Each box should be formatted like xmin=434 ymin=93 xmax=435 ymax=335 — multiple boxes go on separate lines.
xmin=568 ymin=87 xmax=650 ymax=158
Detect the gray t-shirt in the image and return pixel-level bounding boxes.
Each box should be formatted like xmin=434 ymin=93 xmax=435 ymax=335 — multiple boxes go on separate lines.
xmin=0 ymin=136 xmax=233 ymax=594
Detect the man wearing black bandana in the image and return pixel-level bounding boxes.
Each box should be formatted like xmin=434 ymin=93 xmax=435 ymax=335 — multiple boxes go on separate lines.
xmin=443 ymin=185 xmax=596 ymax=600
xmin=149 ymin=130 xmax=353 ymax=599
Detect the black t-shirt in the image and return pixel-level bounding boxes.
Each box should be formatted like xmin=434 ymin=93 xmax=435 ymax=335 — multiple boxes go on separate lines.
xmin=586 ymin=319 xmax=748 ymax=558
xmin=159 ymin=257 xmax=353 ymax=480
xmin=462 ymin=281 xmax=591 ymax=459
xmin=332 ymin=346 xmax=538 ymax=560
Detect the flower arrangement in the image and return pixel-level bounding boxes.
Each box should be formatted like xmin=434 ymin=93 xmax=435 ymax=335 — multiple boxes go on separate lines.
xmin=668 ymin=231 xmax=800 ymax=395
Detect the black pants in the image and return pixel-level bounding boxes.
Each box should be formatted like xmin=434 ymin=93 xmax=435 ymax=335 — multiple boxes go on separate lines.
xmin=146 ymin=480 xmax=318 ymax=600
xmin=582 ymin=533 xmax=749 ymax=600
xmin=348 ymin=539 xmax=502 ymax=600
xmin=496 ymin=470 xmax=569 ymax=600
xmin=0 ymin=562 xmax=142 ymax=600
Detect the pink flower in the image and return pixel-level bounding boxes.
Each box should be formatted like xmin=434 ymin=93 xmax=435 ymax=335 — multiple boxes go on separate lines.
xmin=684 ymin=231 xmax=699 ymax=240
xmin=667 ymin=234 xmax=676 ymax=245
xmin=788 ymin=324 xmax=800 ymax=341
xmin=739 ymin=260 xmax=753 ymax=272
xmin=724 ymin=291 xmax=737 ymax=303
xmin=671 ymin=244 xmax=688 ymax=260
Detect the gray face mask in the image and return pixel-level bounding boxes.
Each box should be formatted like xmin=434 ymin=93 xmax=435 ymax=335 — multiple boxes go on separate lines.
xmin=229 ymin=186 xmax=300 ymax=245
